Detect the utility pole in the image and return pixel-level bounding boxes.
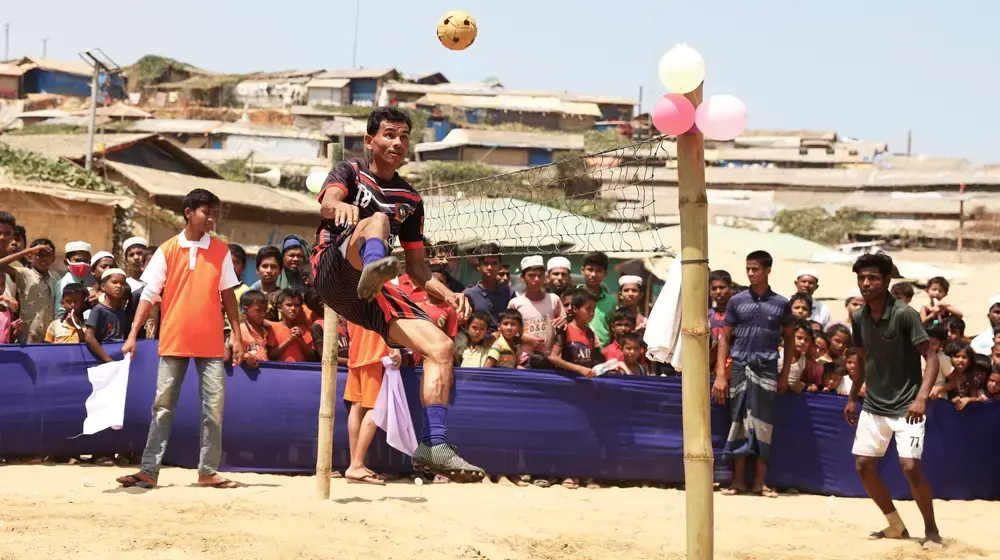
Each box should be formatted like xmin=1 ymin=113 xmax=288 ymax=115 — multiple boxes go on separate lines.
xmin=80 ymin=48 xmax=122 ymax=172
xmin=351 ymin=0 xmax=361 ymax=68
xmin=4 ymin=23 xmax=9 ymax=60
xmin=42 ymin=37 xmax=48 ymax=58
xmin=906 ymin=129 xmax=912 ymax=156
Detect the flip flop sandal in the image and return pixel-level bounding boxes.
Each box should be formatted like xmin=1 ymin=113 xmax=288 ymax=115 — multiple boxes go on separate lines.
xmin=561 ymin=478 xmax=579 ymax=490
xmin=869 ymin=529 xmax=909 ymax=540
xmin=116 ymin=474 xmax=156 ymax=489
xmin=720 ymin=487 xmax=746 ymax=496
xmin=201 ymin=479 xmax=242 ymax=489
xmin=346 ymin=474 xmax=386 ymax=486
xmin=533 ymin=479 xmax=552 ymax=488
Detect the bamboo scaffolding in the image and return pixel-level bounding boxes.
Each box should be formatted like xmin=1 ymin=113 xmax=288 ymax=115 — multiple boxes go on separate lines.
xmin=677 ymin=83 xmax=714 ymax=560
xmin=316 ymin=144 xmax=341 ymax=499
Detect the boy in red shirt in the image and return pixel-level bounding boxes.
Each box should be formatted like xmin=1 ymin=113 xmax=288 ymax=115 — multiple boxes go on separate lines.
xmin=117 ymin=189 xmax=243 ymax=490
xmin=270 ymin=289 xmax=316 ymax=362
xmin=239 ymin=290 xmax=276 ymax=368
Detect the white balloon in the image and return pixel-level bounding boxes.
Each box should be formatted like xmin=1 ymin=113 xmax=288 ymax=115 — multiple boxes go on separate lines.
xmin=305 ymin=171 xmax=327 ymax=194
xmin=658 ymin=44 xmax=705 ymax=94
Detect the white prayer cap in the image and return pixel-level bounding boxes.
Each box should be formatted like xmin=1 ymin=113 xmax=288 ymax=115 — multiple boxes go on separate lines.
xmin=988 ymin=295 xmax=1000 ymax=308
xmin=618 ymin=275 xmax=643 ymax=287
xmin=90 ymin=251 xmax=115 ymax=267
xmin=64 ymin=241 xmax=91 ymax=254
xmin=547 ymin=256 xmax=571 ymax=272
xmin=101 ymin=268 xmax=126 ymax=281
xmin=122 ymin=236 xmax=148 ymax=252
xmin=846 ymin=287 xmax=863 ymax=300
xmin=796 ymin=268 xmax=819 ymax=280
xmin=520 ymin=255 xmax=544 ymax=272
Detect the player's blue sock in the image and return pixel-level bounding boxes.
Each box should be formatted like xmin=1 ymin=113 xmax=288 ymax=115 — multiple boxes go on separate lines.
xmin=361 ymin=238 xmax=386 ymax=267
xmin=421 ymin=404 xmax=448 ymax=446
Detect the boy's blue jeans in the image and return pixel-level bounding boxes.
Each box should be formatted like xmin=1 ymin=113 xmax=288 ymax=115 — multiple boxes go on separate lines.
xmin=140 ymin=356 xmax=226 ymax=478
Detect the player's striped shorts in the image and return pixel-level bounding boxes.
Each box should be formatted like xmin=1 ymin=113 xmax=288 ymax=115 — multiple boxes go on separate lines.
xmin=312 ymin=237 xmax=429 ymax=349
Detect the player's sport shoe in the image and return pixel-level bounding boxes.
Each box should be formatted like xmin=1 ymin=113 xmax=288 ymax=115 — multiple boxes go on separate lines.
xmin=357 ymin=256 xmax=405 ymax=301
xmin=411 ymin=443 xmax=486 ymax=483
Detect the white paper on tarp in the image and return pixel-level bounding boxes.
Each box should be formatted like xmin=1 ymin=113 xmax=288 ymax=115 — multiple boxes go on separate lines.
xmin=373 ymin=356 xmax=418 ymax=456
xmin=80 ymin=354 xmax=131 ymax=436
xmin=644 ymin=256 xmax=684 ymax=371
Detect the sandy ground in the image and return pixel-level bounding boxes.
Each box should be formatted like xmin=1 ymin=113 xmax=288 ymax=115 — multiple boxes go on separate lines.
xmin=0 ymin=466 xmax=998 ymax=560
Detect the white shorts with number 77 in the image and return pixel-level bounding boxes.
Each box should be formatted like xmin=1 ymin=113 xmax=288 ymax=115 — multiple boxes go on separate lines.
xmin=852 ymin=410 xmax=925 ymax=460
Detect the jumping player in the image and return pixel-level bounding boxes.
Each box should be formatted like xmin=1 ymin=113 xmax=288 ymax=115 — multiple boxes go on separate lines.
xmin=844 ymin=252 xmax=942 ymax=548
xmin=311 ymin=107 xmax=484 ymax=482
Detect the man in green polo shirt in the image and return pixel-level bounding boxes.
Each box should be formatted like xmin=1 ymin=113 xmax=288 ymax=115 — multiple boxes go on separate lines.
xmin=844 ymin=252 xmax=942 ymax=548
xmin=579 ymin=251 xmax=616 ymax=346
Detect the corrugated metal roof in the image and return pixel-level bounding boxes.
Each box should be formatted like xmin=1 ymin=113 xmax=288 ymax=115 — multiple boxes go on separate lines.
xmin=18 ymin=57 xmax=93 ymax=77
xmin=0 ymin=133 xmax=157 ymax=160
xmin=91 ymin=104 xmax=152 ymax=119
xmin=421 ymin=195 xmax=669 ymax=255
xmin=105 ymin=160 xmax=319 ymax=214
xmin=215 ymin=122 xmax=328 ymax=141
xmin=243 ymin=69 xmax=324 ymax=80
xmin=414 ymin=92 xmax=602 ymax=117
xmin=0 ymin=180 xmax=134 ymax=208
xmin=306 ymin=78 xmax=350 ymax=89
xmin=416 ymin=129 xmax=585 ymax=152
xmin=0 ymin=63 xmax=25 ymax=77
xmin=17 ymin=109 xmax=72 ymax=119
xmin=128 ymin=119 xmax=222 ymax=134
xmin=624 ymin=165 xmax=1000 ymax=189
xmin=184 ymin=148 xmax=330 ymax=171
xmin=314 ymin=68 xmax=397 ymax=80
xmin=384 ymin=81 xmax=637 ymax=106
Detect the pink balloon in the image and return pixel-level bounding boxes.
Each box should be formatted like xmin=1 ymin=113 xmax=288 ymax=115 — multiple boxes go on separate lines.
xmin=651 ymin=94 xmax=696 ymax=136
xmin=695 ymin=94 xmax=748 ymax=141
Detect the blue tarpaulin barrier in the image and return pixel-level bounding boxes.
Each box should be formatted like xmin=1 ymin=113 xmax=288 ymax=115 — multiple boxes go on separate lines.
xmin=1 ymin=341 xmax=998 ymax=500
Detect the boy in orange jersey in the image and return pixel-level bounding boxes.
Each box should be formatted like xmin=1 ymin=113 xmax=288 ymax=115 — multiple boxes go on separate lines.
xmin=344 ymin=321 xmax=401 ymax=485
xmin=270 ymin=289 xmax=316 ymax=362
xmin=117 ymin=189 xmax=243 ymax=490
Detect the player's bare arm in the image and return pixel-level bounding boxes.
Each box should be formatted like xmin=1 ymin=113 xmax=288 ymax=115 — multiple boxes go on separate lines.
xmin=320 ymin=185 xmax=358 ymax=227
xmin=844 ymin=346 xmax=866 ymax=425
xmin=712 ymin=324 xmax=733 ymax=405
xmin=907 ymin=340 xmax=939 ymax=423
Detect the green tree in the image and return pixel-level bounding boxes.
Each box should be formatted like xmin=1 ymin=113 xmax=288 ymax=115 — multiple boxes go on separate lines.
xmin=773 ymin=206 xmax=873 ymax=245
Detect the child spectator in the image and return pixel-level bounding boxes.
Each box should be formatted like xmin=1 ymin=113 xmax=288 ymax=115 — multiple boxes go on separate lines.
xmin=790 ymin=292 xmax=813 ymax=321
xmin=54 ymin=241 xmax=93 ymax=317
xmin=498 ymin=263 xmax=511 ymax=286
xmin=709 ymin=270 xmax=733 ymax=372
xmin=455 ymin=310 xmax=492 ymax=367
xmin=0 ymin=239 xmax=57 ymax=343
xmin=86 ymin=251 xmax=118 ymax=314
xmin=932 ymin=344 xmax=973 ymax=400
xmin=269 ymin=289 xmax=316 ymax=362
xmin=602 ymin=308 xmax=638 ymax=363
xmin=920 ymin=276 xmax=962 ymax=325
xmin=238 ymin=290 xmax=276 ymax=369
xmin=0 ymin=272 xmax=20 ymax=343
xmin=826 ymin=324 xmax=851 ymax=363
xmin=485 ymin=309 xmax=525 ymax=369
xmin=820 ymin=361 xmax=846 ymax=393
xmin=84 ymin=268 xmax=130 ymax=363
xmin=550 ymin=288 xmax=604 ymax=378
xmin=122 ymin=237 xmax=148 ymax=292
xmin=223 ymin=243 xmax=251 ymax=361
xmin=793 ymin=269 xmax=830 ymax=327
xmin=810 ymin=321 xmax=823 ymax=336
xmin=619 ymin=332 xmax=646 ymax=375
xmin=45 ymin=283 xmax=88 ymax=343
xmin=561 ymin=292 xmax=575 ymax=323
xmin=463 ymin=243 xmax=515 ymax=329
xmin=925 ymin=323 xmax=953 ymax=390
xmin=9 ymin=225 xmax=27 ymax=267
xmin=617 ymin=275 xmax=647 ymax=329
xmin=890 ymin=282 xmax=914 ymax=305
xmin=842 ymin=347 xmax=862 ymax=396
xmin=831 ymin=290 xmax=865 ymax=330
xmin=427 ymin=240 xmax=466 ymax=293
xmin=136 ymin=245 xmax=161 ymax=340
xmin=343 ymin=320 xmax=399 ymax=485
xmin=579 ymin=251 xmax=616 ymax=346
xmin=946 ymin=318 xmax=969 ymax=343
xmin=250 ymin=245 xmax=283 ymax=321
xmin=953 ymin=353 xmax=990 ymax=411
xmin=508 ymin=255 xmax=565 ymax=358
xmin=417 ymin=264 xmax=460 ymax=339
xmin=303 ymin=288 xmax=348 ymax=364
xmin=787 ymin=321 xmax=822 ymax=393
xmin=985 ymin=370 xmax=1000 ymax=402
xmin=810 ymin=331 xmax=832 ymax=364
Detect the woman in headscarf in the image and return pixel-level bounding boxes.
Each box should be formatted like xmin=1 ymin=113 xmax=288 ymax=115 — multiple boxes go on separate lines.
xmin=276 ymin=234 xmax=312 ymax=291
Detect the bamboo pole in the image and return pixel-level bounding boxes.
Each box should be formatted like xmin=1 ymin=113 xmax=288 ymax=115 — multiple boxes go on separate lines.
xmin=676 ymin=83 xmax=713 ymax=560
xmin=316 ymin=144 xmax=341 ymax=499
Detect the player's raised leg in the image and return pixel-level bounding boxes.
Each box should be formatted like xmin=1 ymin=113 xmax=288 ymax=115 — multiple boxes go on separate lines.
xmin=389 ymin=317 xmax=485 ymax=482
xmin=342 ymin=212 xmax=405 ymax=301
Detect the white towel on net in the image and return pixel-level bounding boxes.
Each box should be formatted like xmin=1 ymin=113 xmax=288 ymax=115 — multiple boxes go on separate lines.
xmin=644 ymin=256 xmax=684 ymax=372
xmin=373 ymin=356 xmax=418 ymax=456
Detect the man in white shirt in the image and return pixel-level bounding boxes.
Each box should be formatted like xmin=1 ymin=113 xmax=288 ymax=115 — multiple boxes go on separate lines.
xmin=794 ymin=268 xmax=830 ymax=328
xmin=970 ymin=295 xmax=1000 ymax=355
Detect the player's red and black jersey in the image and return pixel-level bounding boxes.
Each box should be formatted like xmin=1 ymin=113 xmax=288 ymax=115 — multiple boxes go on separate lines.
xmin=313 ymin=158 xmax=425 ymax=254
xmin=554 ymin=323 xmax=604 ymax=369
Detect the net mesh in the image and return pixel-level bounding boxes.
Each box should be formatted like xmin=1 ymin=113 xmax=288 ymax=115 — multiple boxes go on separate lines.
xmin=415 ymin=136 xmax=674 ymax=257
